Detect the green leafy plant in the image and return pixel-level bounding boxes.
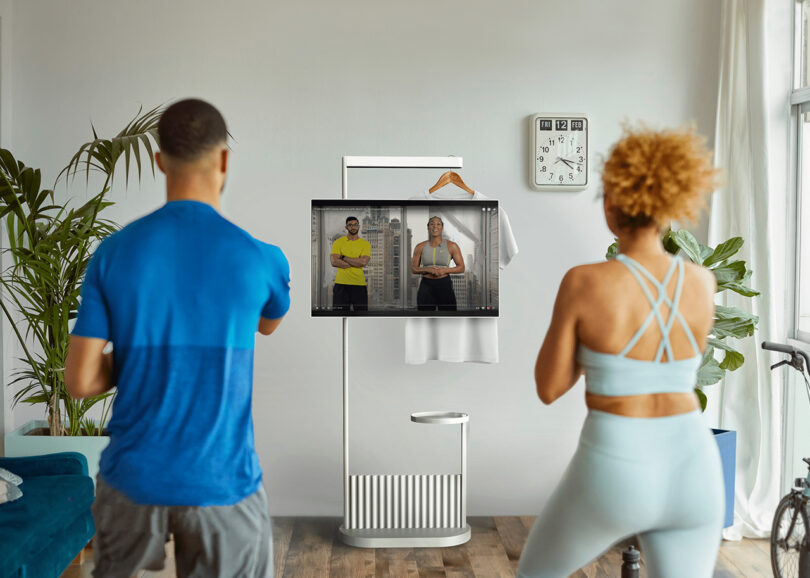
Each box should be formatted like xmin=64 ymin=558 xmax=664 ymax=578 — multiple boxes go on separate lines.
xmin=0 ymin=106 xmax=162 ymax=435
xmin=607 ymin=229 xmax=760 ymax=411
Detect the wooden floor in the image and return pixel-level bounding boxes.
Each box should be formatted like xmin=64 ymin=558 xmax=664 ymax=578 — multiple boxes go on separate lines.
xmin=62 ymin=516 xmax=772 ymax=577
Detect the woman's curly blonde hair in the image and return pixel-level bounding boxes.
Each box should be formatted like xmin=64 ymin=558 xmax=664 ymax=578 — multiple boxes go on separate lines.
xmin=602 ymin=124 xmax=720 ymax=229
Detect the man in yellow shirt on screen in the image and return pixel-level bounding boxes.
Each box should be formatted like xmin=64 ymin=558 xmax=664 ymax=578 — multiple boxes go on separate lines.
xmin=330 ymin=216 xmax=371 ymax=311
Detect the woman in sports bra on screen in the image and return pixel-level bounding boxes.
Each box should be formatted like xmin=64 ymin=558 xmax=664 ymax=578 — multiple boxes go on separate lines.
xmin=518 ymin=126 xmax=725 ymax=578
xmin=412 ymin=216 xmax=465 ymax=311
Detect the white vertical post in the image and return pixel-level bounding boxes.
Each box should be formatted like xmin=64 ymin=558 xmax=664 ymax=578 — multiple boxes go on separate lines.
xmin=343 ymin=318 xmax=349 ymax=528
xmin=342 ymin=156 xmax=350 ymax=529
xmin=461 ymin=420 xmax=467 ymax=526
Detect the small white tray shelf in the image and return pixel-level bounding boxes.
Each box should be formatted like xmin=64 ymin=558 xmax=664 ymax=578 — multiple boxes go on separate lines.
xmin=411 ymin=411 xmax=469 ymax=425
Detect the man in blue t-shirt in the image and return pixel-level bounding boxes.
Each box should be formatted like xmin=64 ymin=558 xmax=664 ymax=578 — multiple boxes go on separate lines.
xmin=65 ymin=99 xmax=289 ymax=577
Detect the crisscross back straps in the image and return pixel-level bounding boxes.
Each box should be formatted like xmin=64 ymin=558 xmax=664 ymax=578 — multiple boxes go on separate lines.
xmin=616 ymin=254 xmax=700 ymax=361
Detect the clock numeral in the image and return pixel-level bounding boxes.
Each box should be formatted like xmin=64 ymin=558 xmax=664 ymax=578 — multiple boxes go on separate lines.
xmin=549 ymin=172 xmax=554 ymax=180
xmin=539 ymin=166 xmax=547 ymax=173
xmin=577 ymin=147 xmax=582 ymax=153
xmin=548 ymin=138 xmax=554 ymax=146
xmin=540 ymin=146 xmax=550 ymax=153
xmin=559 ymin=175 xmax=564 ymax=183
xmin=537 ymin=155 xmax=544 ymax=162
xmin=569 ymin=173 xmax=574 ymax=180
xmin=579 ymin=156 xmax=584 ymax=162
xmin=577 ymin=166 xmax=583 ymax=173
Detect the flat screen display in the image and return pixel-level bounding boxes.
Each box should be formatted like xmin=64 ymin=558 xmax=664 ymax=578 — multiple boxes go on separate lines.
xmin=312 ymin=200 xmax=499 ymax=317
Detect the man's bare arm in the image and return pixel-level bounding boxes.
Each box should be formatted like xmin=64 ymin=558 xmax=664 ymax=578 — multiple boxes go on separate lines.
xmin=342 ymin=255 xmax=369 ymax=267
xmin=330 ymin=254 xmax=351 ymax=268
xmin=258 ymin=316 xmax=284 ymax=335
xmin=65 ymin=336 xmax=114 ymax=399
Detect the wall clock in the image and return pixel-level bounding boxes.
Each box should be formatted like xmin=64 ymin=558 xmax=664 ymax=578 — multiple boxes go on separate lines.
xmin=529 ymin=113 xmax=588 ymax=191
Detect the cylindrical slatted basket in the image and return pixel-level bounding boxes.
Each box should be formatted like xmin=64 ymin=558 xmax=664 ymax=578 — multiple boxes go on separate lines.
xmin=339 ymin=411 xmax=471 ymax=548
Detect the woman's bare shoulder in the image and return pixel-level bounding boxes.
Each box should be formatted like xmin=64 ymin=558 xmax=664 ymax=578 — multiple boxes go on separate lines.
xmin=559 ymin=261 xmax=621 ymax=295
xmin=559 ymin=260 xmax=648 ymax=312
xmin=682 ymin=259 xmax=716 ymax=290
xmin=565 ymin=260 xmax=626 ymax=282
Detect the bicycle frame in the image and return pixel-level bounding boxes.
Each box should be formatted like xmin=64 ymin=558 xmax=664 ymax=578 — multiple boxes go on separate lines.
xmin=764 ymin=341 xmax=810 ymax=577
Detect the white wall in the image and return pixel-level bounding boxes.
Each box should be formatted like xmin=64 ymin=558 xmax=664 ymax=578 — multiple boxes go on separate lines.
xmin=7 ymin=0 xmax=721 ymax=514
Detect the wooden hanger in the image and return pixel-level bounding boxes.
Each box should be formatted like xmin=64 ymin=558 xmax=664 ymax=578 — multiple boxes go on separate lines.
xmin=428 ymin=171 xmax=475 ymax=195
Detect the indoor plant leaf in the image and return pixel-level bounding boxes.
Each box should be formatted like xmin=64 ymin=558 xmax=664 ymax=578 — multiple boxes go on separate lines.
xmin=667 ymin=229 xmax=702 ymax=263
xmin=712 ymin=317 xmax=757 ymax=339
xmin=719 ymin=350 xmax=745 ymax=372
xmin=703 ymin=237 xmax=744 ymax=267
xmin=697 ymin=358 xmax=725 ymax=386
xmin=694 ymin=387 xmax=708 ymax=412
xmin=712 ymin=261 xmax=747 ymax=285
xmin=719 ymin=282 xmax=760 ymax=297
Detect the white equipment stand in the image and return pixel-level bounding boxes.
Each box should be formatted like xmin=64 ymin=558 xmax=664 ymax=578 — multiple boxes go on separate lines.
xmin=338 ymin=156 xmax=472 ymax=548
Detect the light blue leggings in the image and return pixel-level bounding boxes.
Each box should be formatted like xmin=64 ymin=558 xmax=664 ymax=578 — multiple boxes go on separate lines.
xmin=518 ymin=410 xmax=725 ymax=578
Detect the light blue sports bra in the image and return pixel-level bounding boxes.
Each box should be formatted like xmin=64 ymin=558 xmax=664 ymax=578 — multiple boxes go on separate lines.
xmin=576 ymin=254 xmax=702 ymax=397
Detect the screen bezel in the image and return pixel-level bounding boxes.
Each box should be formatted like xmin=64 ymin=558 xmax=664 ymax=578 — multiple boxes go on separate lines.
xmin=312 ymin=199 xmax=499 ymax=318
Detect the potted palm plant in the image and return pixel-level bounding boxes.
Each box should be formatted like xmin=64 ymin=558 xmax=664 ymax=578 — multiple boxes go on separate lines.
xmin=3 ymin=106 xmax=161 ymax=480
xmin=608 ymin=228 xmax=759 ymax=527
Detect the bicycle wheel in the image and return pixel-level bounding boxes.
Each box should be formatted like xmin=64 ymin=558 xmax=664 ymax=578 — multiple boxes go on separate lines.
xmin=772 ymin=492 xmax=809 ymax=578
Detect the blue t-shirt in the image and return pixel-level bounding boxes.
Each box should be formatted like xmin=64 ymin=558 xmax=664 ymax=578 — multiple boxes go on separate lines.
xmin=72 ymin=200 xmax=290 ymax=506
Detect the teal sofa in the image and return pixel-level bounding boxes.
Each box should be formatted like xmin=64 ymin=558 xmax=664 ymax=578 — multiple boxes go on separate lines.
xmin=0 ymin=452 xmax=95 ymax=578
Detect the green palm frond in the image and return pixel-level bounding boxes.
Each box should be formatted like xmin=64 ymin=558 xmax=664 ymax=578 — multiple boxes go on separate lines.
xmin=1 ymin=105 xmax=162 ymax=435
xmin=58 ymin=104 xmax=162 ymax=187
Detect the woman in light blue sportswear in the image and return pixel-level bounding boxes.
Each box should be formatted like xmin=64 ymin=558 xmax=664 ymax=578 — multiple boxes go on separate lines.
xmin=518 ymin=126 xmax=725 ymax=578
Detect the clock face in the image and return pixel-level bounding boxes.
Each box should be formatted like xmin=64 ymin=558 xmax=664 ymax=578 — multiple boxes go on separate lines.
xmin=532 ymin=116 xmax=588 ymax=190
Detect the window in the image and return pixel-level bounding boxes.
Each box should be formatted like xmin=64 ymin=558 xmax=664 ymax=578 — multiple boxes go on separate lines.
xmin=800 ymin=106 xmax=810 ymax=337
xmin=800 ymin=1 xmax=810 ymax=88
xmin=794 ymin=1 xmax=810 ymax=341
xmin=789 ymin=1 xmax=810 ymax=493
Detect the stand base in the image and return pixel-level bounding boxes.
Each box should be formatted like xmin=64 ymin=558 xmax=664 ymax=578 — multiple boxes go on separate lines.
xmin=339 ymin=525 xmax=471 ymax=548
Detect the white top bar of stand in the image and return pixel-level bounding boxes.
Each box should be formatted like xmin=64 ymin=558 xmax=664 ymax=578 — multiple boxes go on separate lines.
xmin=411 ymin=411 xmax=469 ymax=425
xmin=343 ymin=156 xmax=463 ymax=169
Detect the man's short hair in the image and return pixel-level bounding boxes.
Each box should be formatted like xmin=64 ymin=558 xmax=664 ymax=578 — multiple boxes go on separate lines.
xmin=346 ymin=216 xmax=359 ymax=225
xmin=158 ymin=99 xmax=228 ymax=162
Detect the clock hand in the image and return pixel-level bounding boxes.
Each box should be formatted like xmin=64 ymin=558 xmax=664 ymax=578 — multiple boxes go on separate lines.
xmin=559 ymin=158 xmax=575 ymax=169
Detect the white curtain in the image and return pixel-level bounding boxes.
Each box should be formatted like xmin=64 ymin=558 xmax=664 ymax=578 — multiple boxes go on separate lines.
xmin=710 ymin=0 xmax=783 ymax=540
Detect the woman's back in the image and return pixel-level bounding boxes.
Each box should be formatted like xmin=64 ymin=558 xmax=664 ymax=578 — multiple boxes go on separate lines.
xmin=554 ymin=251 xmax=717 ymax=417
xmin=575 ymin=253 xmax=715 ymax=362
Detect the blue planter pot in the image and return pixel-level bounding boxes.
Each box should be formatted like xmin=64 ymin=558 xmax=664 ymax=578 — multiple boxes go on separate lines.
xmin=712 ymin=428 xmax=736 ymax=528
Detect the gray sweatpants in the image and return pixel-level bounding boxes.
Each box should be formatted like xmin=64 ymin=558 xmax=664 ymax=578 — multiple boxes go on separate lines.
xmin=92 ymin=477 xmax=272 ymax=578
